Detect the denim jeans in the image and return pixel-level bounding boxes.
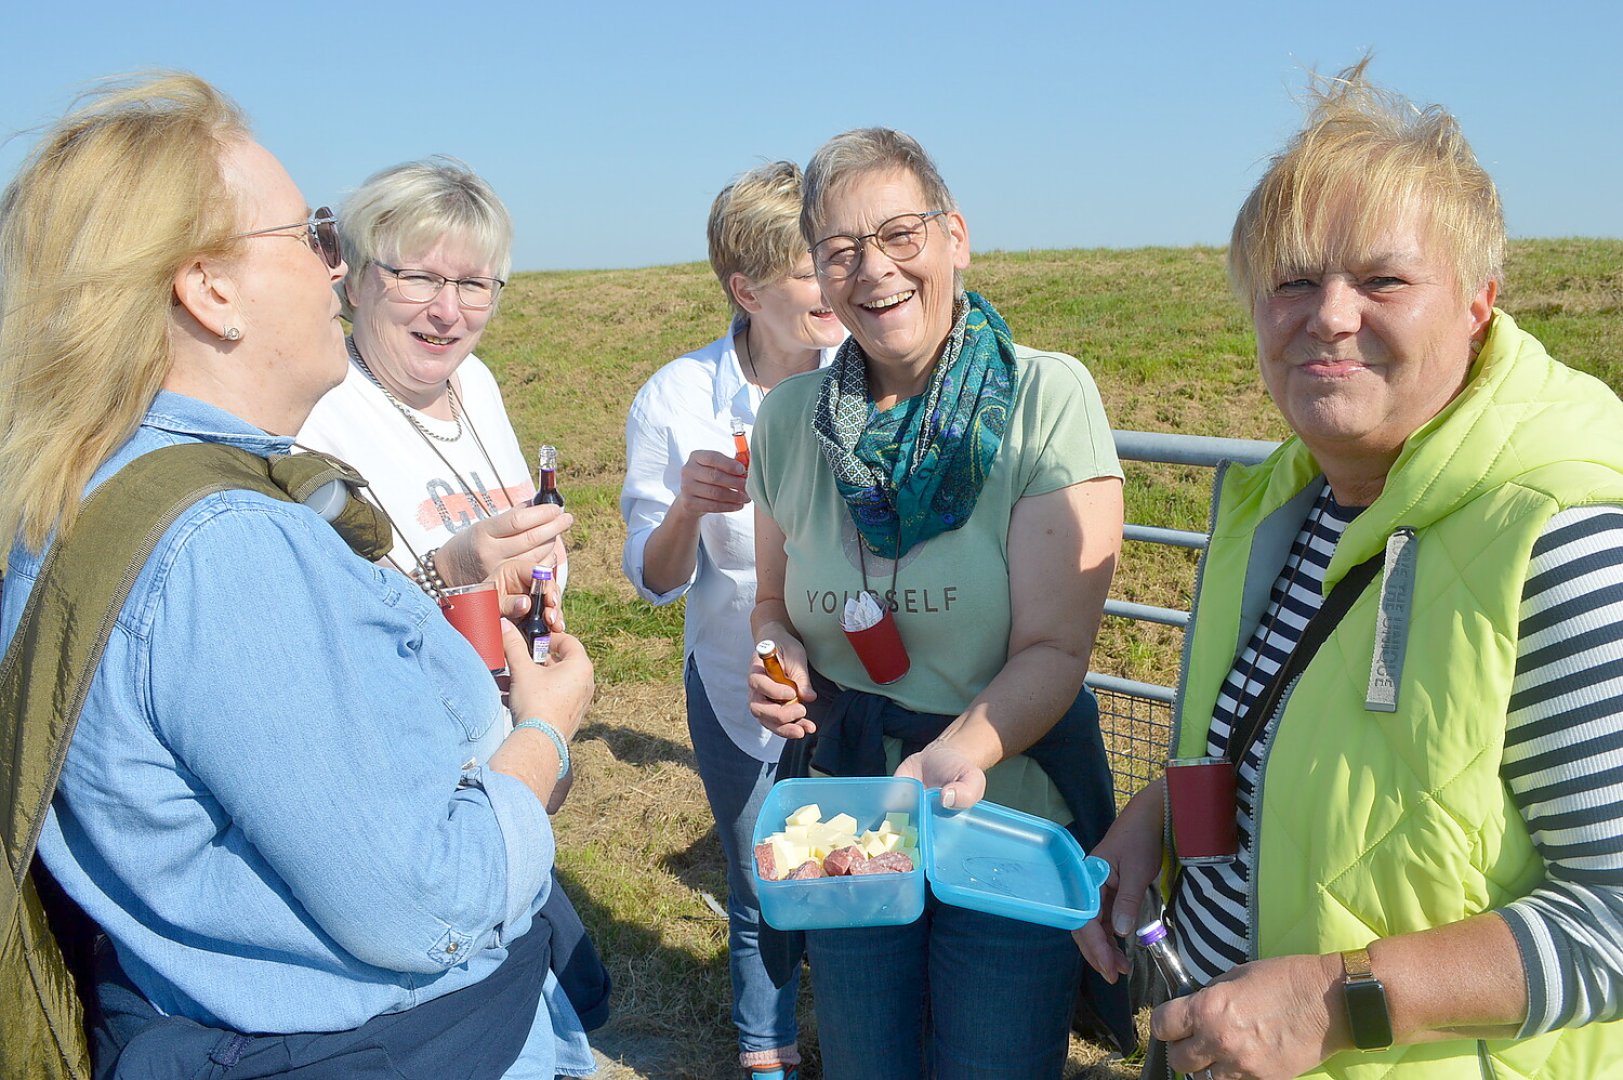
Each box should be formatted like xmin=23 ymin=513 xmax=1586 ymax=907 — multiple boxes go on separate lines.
xmin=685 ymin=655 xmax=799 ymax=1057
xmin=805 ymin=894 xmax=1081 ymax=1079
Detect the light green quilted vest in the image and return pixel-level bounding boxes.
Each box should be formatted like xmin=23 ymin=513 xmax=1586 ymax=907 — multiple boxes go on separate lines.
xmin=1173 ymin=312 xmax=1623 ymax=1078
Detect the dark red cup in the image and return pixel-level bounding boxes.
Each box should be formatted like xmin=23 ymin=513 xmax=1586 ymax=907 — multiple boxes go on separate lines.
xmin=1165 ymin=756 xmax=1239 ymax=864
xmin=440 ymin=581 xmax=505 ymax=673
xmin=844 ymin=604 xmax=910 ymax=685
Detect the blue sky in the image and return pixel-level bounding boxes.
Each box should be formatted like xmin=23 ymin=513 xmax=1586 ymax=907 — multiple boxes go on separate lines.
xmin=4 ymin=1 xmax=1619 ymax=271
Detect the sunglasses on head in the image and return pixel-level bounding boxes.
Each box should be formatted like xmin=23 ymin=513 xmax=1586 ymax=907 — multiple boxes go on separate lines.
xmin=231 ymin=207 xmax=341 ymax=269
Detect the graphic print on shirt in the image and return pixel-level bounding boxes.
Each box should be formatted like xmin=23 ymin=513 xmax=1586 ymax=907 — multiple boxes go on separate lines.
xmin=418 ymin=471 xmax=531 ymax=536
xmin=802 ymin=513 xmax=960 ymax=618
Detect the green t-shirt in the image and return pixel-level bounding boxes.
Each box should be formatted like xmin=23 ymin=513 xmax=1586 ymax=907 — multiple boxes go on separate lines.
xmin=750 ymin=344 xmax=1121 ymax=720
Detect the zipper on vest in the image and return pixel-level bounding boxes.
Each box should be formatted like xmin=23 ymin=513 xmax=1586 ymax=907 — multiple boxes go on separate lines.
xmin=1165 ymin=462 xmax=1232 ymax=903
xmin=1246 ymin=671 xmax=1303 ymax=962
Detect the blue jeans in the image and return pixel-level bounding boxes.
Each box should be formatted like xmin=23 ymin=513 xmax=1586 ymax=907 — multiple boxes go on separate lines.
xmin=805 ymin=895 xmax=1081 ymax=1079
xmin=685 ymin=655 xmax=799 ymax=1058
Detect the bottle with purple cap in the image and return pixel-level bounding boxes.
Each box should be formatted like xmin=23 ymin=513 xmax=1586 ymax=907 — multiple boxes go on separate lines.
xmin=522 ymin=566 xmax=554 ymax=663
xmin=1137 ymin=916 xmax=1196 ymax=999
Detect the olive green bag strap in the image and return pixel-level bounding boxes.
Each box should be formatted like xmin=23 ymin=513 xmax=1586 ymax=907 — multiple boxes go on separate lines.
xmin=0 ymin=442 xmax=386 ymax=1080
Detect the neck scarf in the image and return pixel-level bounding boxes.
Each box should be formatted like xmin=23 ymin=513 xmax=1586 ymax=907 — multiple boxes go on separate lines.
xmin=812 ymin=291 xmax=1018 ymax=558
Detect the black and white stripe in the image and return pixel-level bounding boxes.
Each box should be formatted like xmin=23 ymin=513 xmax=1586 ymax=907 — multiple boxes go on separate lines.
xmin=1171 ymin=500 xmax=1623 ymax=1033
xmin=1171 ymin=487 xmax=1354 ymax=983
xmin=1499 ymin=506 xmax=1623 ymax=1036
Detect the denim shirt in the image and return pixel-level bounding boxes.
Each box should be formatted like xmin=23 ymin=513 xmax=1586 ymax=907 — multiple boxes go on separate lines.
xmin=1 ymin=392 xmax=593 ymax=1078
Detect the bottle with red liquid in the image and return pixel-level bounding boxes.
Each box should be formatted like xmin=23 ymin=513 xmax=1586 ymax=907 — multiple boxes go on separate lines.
xmin=531 ymin=444 xmax=565 ymax=509
xmin=731 ymin=419 xmax=750 ymax=471
xmin=522 ymin=566 xmax=554 ymax=663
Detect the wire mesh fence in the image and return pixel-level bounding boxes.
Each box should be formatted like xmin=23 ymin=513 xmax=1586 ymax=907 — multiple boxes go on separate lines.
xmin=1095 ymin=686 xmax=1174 ymax=805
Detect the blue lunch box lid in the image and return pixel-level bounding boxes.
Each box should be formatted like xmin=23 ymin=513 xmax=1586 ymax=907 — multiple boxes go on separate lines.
xmin=920 ymin=789 xmax=1107 ymax=931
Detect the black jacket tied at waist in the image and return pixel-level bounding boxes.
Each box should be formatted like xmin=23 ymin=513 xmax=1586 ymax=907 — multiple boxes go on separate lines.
xmin=801 ymin=669 xmax=1118 ymax=851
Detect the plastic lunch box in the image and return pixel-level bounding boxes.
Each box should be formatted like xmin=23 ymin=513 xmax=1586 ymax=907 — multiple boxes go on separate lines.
xmin=752 ymin=776 xmax=1108 ymax=932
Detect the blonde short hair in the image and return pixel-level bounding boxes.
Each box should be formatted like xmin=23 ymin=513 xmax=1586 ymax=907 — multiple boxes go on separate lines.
xmin=0 ymin=72 xmax=248 ymax=563
xmin=800 ymin=128 xmax=956 ymax=247
xmin=1228 ymin=57 xmax=1504 ymax=303
xmin=707 ymin=161 xmax=808 ymax=322
xmin=339 ymin=156 xmax=513 ymax=318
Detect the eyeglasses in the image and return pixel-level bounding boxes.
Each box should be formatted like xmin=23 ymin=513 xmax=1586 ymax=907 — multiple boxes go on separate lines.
xmin=810 ymin=210 xmax=947 ymax=281
xmin=374 ymin=261 xmax=506 ymax=310
xmin=232 ymin=207 xmax=342 ymax=269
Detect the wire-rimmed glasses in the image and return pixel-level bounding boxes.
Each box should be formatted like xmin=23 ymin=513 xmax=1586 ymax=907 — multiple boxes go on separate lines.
xmin=810 ymin=210 xmax=946 ymax=281
xmin=374 ymin=261 xmax=506 ymax=310
xmin=232 ymin=207 xmax=341 ymax=269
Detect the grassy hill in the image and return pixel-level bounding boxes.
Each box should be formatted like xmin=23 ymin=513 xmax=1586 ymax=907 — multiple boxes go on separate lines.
xmin=476 ymin=240 xmax=1623 ymax=1079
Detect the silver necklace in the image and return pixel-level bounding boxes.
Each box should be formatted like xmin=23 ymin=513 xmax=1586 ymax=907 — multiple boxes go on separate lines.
xmin=347 ymin=336 xmax=462 ymax=442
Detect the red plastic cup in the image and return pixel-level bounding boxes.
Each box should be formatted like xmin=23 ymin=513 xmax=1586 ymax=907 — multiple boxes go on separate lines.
xmin=1165 ymin=756 xmax=1239 ymax=864
xmin=843 ymin=604 xmax=910 ymax=685
xmin=440 ymin=581 xmax=505 ymax=673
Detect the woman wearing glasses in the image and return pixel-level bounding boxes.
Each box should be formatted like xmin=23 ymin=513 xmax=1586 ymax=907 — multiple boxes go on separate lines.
xmin=746 ymin=129 xmax=1129 ymax=1077
xmin=0 ymin=75 xmax=596 ymax=1077
xmin=620 ymin=161 xmax=843 ymax=1080
xmin=300 ymin=157 xmax=569 ymax=613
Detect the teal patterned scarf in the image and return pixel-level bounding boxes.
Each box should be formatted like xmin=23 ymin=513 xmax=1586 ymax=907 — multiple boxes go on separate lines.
xmin=812 ymin=291 xmax=1018 ymax=559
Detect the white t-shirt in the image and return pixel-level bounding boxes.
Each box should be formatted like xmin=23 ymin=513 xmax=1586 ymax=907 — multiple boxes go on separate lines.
xmin=620 ymin=326 xmax=836 ymax=762
xmin=299 ymin=352 xmax=535 ymax=573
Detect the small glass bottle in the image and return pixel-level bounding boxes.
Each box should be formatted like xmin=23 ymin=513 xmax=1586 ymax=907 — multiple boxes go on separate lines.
xmin=522 ymin=566 xmax=554 ymax=663
xmin=755 ymin=639 xmax=798 ymax=701
xmin=1137 ymin=917 xmax=1196 ymax=998
xmin=731 ymin=419 xmax=751 ymax=470
xmin=531 ymin=444 xmax=565 ymax=509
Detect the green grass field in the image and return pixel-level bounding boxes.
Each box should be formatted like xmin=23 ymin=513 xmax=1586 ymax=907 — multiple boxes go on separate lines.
xmin=478 ymin=240 xmax=1623 ymax=1079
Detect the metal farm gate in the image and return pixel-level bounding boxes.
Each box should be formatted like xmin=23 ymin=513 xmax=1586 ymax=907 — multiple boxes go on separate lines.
xmin=1089 ymin=430 xmax=1279 ymax=803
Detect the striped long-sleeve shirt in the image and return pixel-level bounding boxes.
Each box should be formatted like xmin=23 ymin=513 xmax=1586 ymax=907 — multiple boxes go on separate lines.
xmin=1170 ymin=491 xmax=1623 ymax=1037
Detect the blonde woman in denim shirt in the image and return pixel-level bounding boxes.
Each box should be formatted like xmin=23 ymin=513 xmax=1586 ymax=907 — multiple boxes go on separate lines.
xmin=0 ymin=74 xmax=597 ymax=1080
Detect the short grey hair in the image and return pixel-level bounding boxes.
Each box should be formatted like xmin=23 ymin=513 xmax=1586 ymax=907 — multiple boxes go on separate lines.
xmin=339 ymin=156 xmax=513 ymax=315
xmin=800 ymin=128 xmax=956 ymax=246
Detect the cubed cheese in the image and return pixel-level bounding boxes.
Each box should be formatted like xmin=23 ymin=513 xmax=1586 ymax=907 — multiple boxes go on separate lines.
xmin=824 ymin=813 xmax=859 ymax=836
xmin=767 ymin=836 xmax=810 ymax=879
xmin=786 ymin=804 xmax=823 ymax=828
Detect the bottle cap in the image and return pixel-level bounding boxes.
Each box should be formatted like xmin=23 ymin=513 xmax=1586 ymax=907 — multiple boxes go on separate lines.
xmin=531 ymin=565 xmax=555 ymax=581
xmin=756 ymin=639 xmax=777 ymax=657
xmin=1135 ymin=918 xmax=1170 ymax=947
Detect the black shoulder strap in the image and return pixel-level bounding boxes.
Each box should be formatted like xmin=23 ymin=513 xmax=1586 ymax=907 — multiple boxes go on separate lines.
xmin=1224 ymin=551 xmax=1384 ymax=768
xmin=0 ymin=443 xmax=315 ymax=1080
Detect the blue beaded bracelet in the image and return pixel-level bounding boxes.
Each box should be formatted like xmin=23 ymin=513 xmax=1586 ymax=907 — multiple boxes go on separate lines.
xmin=513 ymin=718 xmax=570 ymax=781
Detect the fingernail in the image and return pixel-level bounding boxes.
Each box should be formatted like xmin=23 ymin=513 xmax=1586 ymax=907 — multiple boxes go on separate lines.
xmin=1113 ymin=912 xmax=1133 ymax=937
xmin=941 ymin=788 xmax=957 ymax=809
